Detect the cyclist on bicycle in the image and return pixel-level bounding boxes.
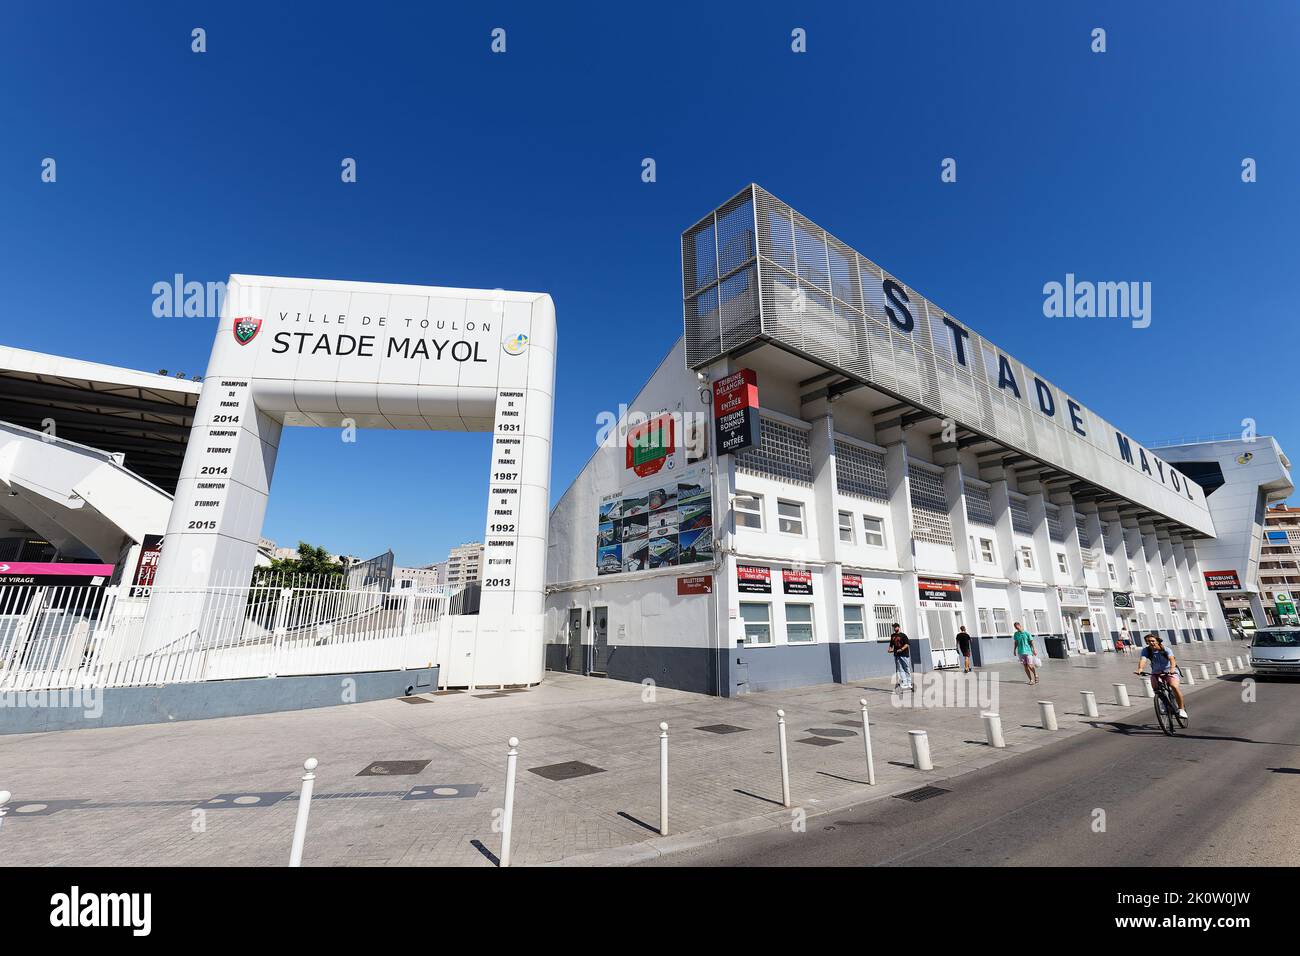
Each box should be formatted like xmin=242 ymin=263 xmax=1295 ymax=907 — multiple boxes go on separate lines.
xmin=1135 ymin=632 xmax=1187 ymax=719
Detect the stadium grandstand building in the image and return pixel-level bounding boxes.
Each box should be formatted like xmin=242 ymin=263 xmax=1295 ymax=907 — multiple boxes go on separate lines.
xmin=544 ymin=185 xmax=1293 ymax=696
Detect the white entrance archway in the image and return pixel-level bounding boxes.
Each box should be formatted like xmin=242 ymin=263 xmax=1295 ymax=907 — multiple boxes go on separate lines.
xmin=146 ymin=275 xmax=556 ymax=687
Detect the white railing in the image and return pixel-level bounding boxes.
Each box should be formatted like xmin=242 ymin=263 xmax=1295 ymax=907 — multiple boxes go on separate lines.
xmin=0 ymin=581 xmax=469 ymax=692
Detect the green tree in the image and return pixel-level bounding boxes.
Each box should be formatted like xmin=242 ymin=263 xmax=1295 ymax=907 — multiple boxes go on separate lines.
xmin=254 ymin=542 xmax=344 ymax=584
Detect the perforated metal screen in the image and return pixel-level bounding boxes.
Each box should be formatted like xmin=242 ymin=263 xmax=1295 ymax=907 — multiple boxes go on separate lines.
xmin=963 ymin=479 xmax=995 ymax=526
xmin=1010 ymin=496 xmax=1033 ymax=535
xmin=908 ymin=463 xmax=953 ymax=545
xmin=736 ymin=417 xmax=813 ymax=485
xmin=681 ymin=185 xmax=1215 ymax=537
xmin=835 ymin=440 xmax=889 ymax=501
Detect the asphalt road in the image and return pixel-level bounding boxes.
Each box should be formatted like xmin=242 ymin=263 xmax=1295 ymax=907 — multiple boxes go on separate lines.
xmin=651 ymin=674 xmax=1300 ymax=866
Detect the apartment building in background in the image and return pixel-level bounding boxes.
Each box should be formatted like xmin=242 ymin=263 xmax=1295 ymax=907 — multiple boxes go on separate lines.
xmin=1260 ymin=502 xmax=1300 ymax=623
xmin=446 ymin=542 xmax=484 ymax=589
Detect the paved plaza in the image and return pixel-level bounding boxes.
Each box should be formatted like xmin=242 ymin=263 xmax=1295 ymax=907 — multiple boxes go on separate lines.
xmin=0 ymin=641 xmax=1252 ymax=866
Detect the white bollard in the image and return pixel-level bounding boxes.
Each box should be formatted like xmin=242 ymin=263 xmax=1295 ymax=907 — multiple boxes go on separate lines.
xmin=1235 ymin=656 xmax=1244 ymax=670
xmin=1142 ymin=677 xmax=1155 ymax=698
xmin=1113 ymin=683 xmax=1130 ymax=707
xmin=776 ymin=710 xmax=791 ymax=808
xmin=288 ymin=757 xmax=317 ymax=868
xmin=1184 ymin=668 xmax=1196 ymax=686
xmin=1081 ymin=691 xmax=1099 ymax=719
xmin=500 ymin=737 xmax=519 ymax=868
xmin=982 ymin=712 xmax=1005 ymax=748
xmin=1198 ymin=663 xmax=1210 ymax=681
xmin=658 ymin=722 xmax=669 ymax=836
xmin=1038 ymin=700 xmax=1058 ymax=731
xmin=1213 ymin=661 xmax=1223 ymax=676
xmin=0 ymin=790 xmax=10 ymax=832
xmin=859 ymin=699 xmax=876 ymax=786
xmin=909 ymin=730 xmax=933 ymax=771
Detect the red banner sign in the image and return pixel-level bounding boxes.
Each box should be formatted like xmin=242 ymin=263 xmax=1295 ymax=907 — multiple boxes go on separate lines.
xmin=1203 ymin=570 xmax=1241 ymax=591
xmin=677 ymin=574 xmax=713 ymax=595
xmin=736 ymin=564 xmax=771 ymax=593
xmin=713 ymin=369 xmax=761 ymax=454
xmin=918 ymin=578 xmax=962 ymax=603
xmin=842 ymin=573 xmax=863 ymax=598
xmin=782 ymin=568 xmax=813 ymax=595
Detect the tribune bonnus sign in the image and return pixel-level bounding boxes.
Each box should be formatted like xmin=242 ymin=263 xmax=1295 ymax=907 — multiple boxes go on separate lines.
xmin=712 ymin=369 xmax=760 ymax=455
xmin=145 ymin=275 xmax=557 ymax=688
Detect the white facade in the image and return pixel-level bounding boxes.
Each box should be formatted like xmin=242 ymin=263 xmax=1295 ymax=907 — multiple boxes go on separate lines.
xmin=147 ymin=275 xmax=557 ymax=688
xmin=544 ymin=187 xmax=1287 ymax=696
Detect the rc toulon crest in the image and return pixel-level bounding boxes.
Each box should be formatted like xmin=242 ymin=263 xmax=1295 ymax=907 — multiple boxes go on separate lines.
xmin=233 ymin=316 xmax=262 ymax=345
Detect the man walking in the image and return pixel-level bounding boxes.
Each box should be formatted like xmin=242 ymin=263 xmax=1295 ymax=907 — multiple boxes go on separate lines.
xmin=1013 ymin=621 xmax=1038 ymax=684
xmin=956 ymin=624 xmax=973 ymax=673
xmin=888 ymin=622 xmax=913 ymax=690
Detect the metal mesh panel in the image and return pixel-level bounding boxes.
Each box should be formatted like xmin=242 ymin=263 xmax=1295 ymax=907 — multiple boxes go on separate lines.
xmin=1009 ymin=496 xmax=1032 ymax=535
xmin=736 ymin=417 xmax=813 ymax=484
xmin=719 ymin=265 xmax=761 ymax=350
xmin=684 ymin=285 xmax=721 ymax=369
xmin=682 ymin=219 xmax=717 ymax=296
xmin=1046 ymin=504 xmax=1067 ymax=542
xmin=793 ymin=213 xmax=830 ymax=292
xmin=963 ymin=479 xmax=994 ymax=526
xmin=908 ymin=463 xmax=952 ymax=545
xmin=716 ymin=195 xmax=756 ymax=278
xmin=755 ymin=191 xmax=795 ymax=274
xmin=835 ymin=441 xmax=888 ymax=501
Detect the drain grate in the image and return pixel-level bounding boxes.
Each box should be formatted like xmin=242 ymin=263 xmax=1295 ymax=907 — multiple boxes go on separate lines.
xmin=828 ymin=709 xmax=857 ymax=715
xmin=472 ymin=693 xmax=509 ymax=700
xmin=894 ymin=785 xmax=950 ymax=803
xmin=806 ymin=727 xmax=857 ymax=738
xmin=399 ymin=696 xmax=433 ymax=704
xmin=795 ymin=737 xmax=841 ymax=747
xmin=696 ymin=724 xmax=749 ymax=735
xmin=402 ymin=784 xmax=482 ymax=800
xmin=357 ymin=760 xmax=430 ymax=777
xmin=197 ymin=792 xmax=291 ymax=809
xmin=528 ymin=761 xmax=605 ymax=781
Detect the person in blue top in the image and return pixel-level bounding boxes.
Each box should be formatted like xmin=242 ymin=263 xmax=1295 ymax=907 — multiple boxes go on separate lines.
xmin=1135 ymin=632 xmax=1187 ymax=719
xmin=1012 ymin=622 xmax=1038 ymax=684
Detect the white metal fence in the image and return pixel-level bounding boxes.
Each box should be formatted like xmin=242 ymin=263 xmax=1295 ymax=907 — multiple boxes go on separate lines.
xmin=0 ymin=580 xmax=469 ymax=692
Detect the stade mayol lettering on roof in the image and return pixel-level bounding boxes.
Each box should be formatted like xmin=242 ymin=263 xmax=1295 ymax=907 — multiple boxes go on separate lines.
xmin=680 ymin=185 xmax=1210 ymax=533
xmin=878 ymin=281 xmax=1199 ymax=505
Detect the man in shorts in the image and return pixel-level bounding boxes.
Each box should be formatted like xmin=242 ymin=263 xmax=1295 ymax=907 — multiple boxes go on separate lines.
xmin=1013 ymin=622 xmax=1038 ymax=684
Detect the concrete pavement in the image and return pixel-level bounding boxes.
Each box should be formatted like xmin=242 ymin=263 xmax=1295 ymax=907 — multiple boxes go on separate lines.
xmin=0 ymin=640 xmax=1254 ymax=866
xmin=647 ymin=662 xmax=1298 ymax=866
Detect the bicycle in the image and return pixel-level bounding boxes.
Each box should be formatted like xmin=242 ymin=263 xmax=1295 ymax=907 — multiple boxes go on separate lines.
xmin=1139 ymin=669 xmax=1188 ymax=736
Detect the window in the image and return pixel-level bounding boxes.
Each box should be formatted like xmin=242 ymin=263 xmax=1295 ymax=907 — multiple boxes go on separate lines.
xmin=992 ymin=608 xmax=1010 ymax=635
xmin=837 ymin=511 xmax=855 ymax=544
xmin=1156 ymin=612 xmax=1166 ymax=629
xmin=977 ymin=608 xmax=991 ymax=635
xmin=843 ymin=605 xmax=866 ymax=641
xmin=735 ymin=493 xmax=763 ymax=530
xmin=1056 ymin=553 xmax=1069 ymax=574
xmin=979 ymin=538 xmax=996 ymax=564
xmin=786 ymin=604 xmax=815 ymax=643
xmin=777 ymin=499 xmax=805 ymax=535
xmin=873 ymin=603 xmax=899 ymax=641
xmin=1107 ymin=561 xmax=1118 ymax=584
xmin=1019 ymin=546 xmax=1035 ymax=570
xmin=740 ymin=603 xmax=772 ymax=645
xmin=1145 ymin=570 xmax=1153 ymax=590
xmin=862 ymin=515 xmax=886 ymax=547
xmin=1031 ymin=609 xmax=1049 ymax=633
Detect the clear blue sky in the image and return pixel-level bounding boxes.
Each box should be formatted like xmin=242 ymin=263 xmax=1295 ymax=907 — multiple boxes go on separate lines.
xmin=3 ymin=2 xmax=1296 ymax=566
